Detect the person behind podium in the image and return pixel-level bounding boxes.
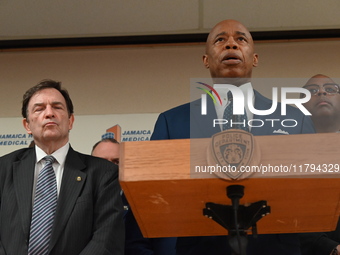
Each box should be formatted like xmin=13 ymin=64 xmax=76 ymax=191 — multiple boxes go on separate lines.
xmin=0 ymin=79 xmax=124 ymax=254
xmin=299 ymin=74 xmax=340 ymax=255
xmin=301 ymin=74 xmax=340 ymax=133
xmin=151 ymin=19 xmax=315 ymax=255
xmin=92 ymin=135 xmax=120 ymax=165
xmin=91 ymin=135 xmax=177 ymax=255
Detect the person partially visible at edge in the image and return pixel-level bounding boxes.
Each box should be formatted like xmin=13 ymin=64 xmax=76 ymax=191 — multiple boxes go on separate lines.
xmin=301 ymin=74 xmax=340 ymax=133
xmin=150 ymin=19 xmax=315 ymax=255
xmin=0 ymin=79 xmax=124 ymax=254
xmin=91 ymin=136 xmax=176 ymax=255
xmin=299 ymin=74 xmax=340 ymax=255
xmin=92 ymin=137 xmax=120 ymax=165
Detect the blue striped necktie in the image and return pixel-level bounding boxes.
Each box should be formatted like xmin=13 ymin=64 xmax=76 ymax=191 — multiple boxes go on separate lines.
xmin=222 ymin=91 xmax=248 ymax=131
xmin=28 ymin=155 xmax=57 ymax=255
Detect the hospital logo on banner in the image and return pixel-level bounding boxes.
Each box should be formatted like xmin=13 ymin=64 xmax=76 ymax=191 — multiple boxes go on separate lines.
xmin=104 ymin=125 xmax=152 ymax=142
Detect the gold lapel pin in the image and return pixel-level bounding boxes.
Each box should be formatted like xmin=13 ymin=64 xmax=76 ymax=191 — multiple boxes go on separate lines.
xmin=76 ymin=176 xmax=82 ymax=181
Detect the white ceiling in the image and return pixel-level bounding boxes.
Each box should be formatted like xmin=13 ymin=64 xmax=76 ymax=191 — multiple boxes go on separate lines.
xmin=1 ymin=0 xmax=340 ymax=41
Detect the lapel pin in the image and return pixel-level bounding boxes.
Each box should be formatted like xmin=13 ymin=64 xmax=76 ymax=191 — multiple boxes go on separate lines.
xmin=76 ymin=176 xmax=82 ymax=181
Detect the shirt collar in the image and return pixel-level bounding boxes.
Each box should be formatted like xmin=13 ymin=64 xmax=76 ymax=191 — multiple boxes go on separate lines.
xmin=214 ymin=82 xmax=253 ymax=103
xmin=35 ymin=142 xmax=70 ymax=165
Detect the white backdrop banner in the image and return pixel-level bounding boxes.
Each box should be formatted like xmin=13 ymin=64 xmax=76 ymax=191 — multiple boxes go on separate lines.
xmin=0 ymin=113 xmax=158 ymax=156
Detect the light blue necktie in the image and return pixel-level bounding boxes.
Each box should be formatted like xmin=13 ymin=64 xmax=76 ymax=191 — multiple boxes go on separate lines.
xmin=222 ymin=91 xmax=248 ymax=131
xmin=28 ymin=155 xmax=57 ymax=255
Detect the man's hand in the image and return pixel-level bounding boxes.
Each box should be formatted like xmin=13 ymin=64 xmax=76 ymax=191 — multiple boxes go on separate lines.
xmin=331 ymin=245 xmax=340 ymax=255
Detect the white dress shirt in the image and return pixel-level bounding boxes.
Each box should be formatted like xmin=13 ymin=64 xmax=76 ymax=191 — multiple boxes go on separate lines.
xmin=32 ymin=142 xmax=69 ymax=202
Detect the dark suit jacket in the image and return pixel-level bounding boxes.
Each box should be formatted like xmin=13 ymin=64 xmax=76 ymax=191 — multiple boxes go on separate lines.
xmin=150 ymin=90 xmax=315 ymax=255
xmin=151 ymin=90 xmax=315 ymax=140
xmin=300 ymin=211 xmax=340 ymax=254
xmin=0 ymin=146 xmax=124 ymax=255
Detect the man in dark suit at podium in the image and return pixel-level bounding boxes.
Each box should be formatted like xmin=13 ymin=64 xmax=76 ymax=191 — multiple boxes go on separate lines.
xmin=151 ymin=19 xmax=315 ymax=255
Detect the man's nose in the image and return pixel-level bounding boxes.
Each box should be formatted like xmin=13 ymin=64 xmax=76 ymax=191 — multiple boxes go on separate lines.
xmin=225 ymin=37 xmax=238 ymax=50
xmin=317 ymin=86 xmax=327 ymax=96
xmin=45 ymin=105 xmax=55 ymax=117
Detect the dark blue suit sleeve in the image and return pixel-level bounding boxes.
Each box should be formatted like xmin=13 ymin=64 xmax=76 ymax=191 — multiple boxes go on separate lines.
xmin=151 ymin=113 xmax=170 ymax=140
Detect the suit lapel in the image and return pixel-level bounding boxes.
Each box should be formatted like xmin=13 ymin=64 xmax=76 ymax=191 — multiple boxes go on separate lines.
xmin=190 ymin=98 xmax=220 ymax=138
xmin=13 ymin=149 xmax=35 ymax=240
xmin=49 ymin=147 xmax=87 ymax=251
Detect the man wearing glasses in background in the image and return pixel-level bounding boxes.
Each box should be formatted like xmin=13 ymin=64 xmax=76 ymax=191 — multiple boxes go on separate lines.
xmin=300 ymin=74 xmax=340 ymax=133
xmin=299 ymin=74 xmax=340 ymax=255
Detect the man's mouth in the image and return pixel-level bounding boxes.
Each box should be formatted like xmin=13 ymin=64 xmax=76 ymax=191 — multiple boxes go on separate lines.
xmin=44 ymin=122 xmax=57 ymax=127
xmin=222 ymin=54 xmax=242 ymax=64
xmin=317 ymin=100 xmax=331 ymax=107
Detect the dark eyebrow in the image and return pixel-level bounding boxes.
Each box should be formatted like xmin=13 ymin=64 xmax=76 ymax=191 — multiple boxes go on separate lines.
xmin=324 ymin=83 xmax=339 ymax=86
xmin=304 ymin=83 xmax=339 ymax=87
xmin=236 ymin=31 xmax=247 ymax=38
xmin=32 ymin=101 xmax=64 ymax=108
xmin=214 ymin=32 xmax=227 ymax=39
xmin=214 ymin=31 xmax=248 ymax=40
xmin=51 ymin=101 xmax=64 ymax=106
xmin=32 ymin=103 xmax=44 ymax=108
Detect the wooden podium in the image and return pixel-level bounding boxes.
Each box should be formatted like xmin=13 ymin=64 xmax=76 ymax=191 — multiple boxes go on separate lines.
xmin=119 ymin=133 xmax=340 ymax=238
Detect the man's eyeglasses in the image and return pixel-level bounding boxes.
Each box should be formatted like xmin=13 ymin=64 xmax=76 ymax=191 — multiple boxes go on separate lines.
xmin=303 ymin=83 xmax=340 ymax=96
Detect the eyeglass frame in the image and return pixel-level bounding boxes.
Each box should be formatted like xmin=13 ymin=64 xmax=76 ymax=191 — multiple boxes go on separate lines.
xmin=302 ymin=83 xmax=340 ymax=96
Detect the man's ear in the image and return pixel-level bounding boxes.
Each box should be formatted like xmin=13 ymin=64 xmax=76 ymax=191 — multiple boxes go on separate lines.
xmin=203 ymin=54 xmax=209 ymax=69
xmin=23 ymin=118 xmax=32 ymax=134
xmin=68 ymin=114 xmax=75 ymax=131
xmin=253 ymin=53 xmax=259 ymax=67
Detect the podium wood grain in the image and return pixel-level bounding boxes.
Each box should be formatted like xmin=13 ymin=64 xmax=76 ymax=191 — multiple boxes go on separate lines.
xmin=119 ymin=133 xmax=340 ymax=238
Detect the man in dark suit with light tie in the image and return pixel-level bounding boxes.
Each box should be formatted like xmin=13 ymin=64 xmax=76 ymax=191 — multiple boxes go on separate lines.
xmin=0 ymin=80 xmax=124 ymax=255
xmin=151 ymin=19 xmax=315 ymax=255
